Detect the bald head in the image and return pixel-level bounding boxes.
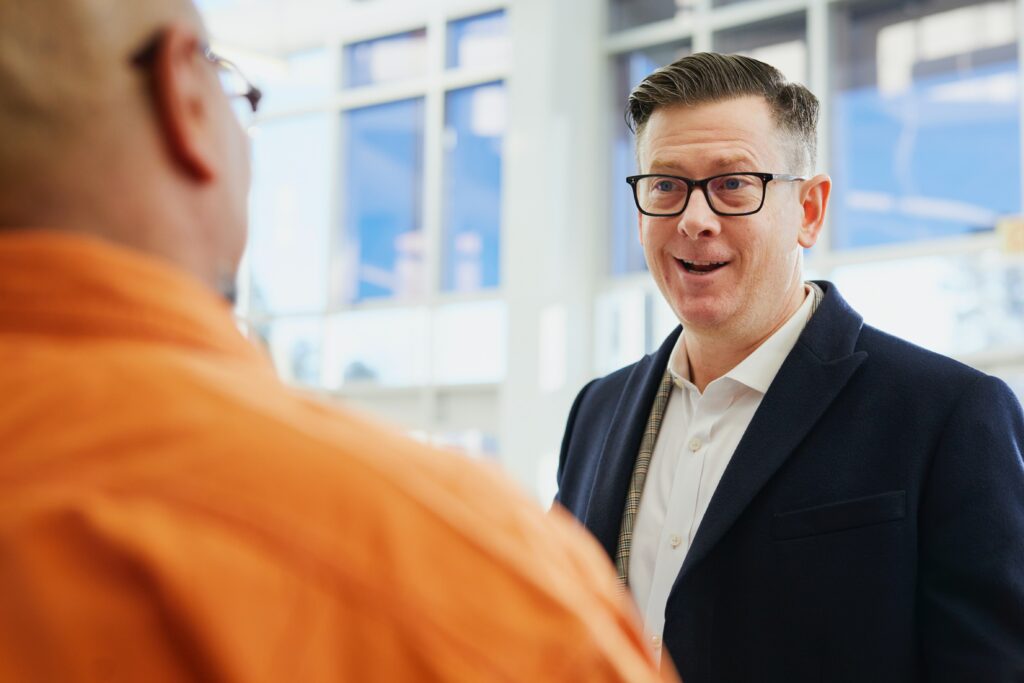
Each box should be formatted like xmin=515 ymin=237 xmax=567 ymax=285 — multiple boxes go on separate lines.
xmin=0 ymin=0 xmax=252 ymax=300
xmin=0 ymin=0 xmax=203 ymax=179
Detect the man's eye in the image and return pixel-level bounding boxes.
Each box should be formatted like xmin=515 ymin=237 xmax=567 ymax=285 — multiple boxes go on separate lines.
xmin=722 ymin=177 xmax=744 ymax=190
xmin=654 ymin=180 xmax=680 ymax=192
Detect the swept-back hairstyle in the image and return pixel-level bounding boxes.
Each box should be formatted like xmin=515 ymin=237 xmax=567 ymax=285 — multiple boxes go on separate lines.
xmin=627 ymin=52 xmax=819 ymax=172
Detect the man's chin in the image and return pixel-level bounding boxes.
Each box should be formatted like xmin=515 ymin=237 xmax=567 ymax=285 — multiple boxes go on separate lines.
xmin=674 ymin=299 xmax=734 ymax=333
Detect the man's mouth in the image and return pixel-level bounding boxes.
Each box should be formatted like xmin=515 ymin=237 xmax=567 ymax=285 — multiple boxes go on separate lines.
xmin=678 ymin=258 xmax=729 ymax=274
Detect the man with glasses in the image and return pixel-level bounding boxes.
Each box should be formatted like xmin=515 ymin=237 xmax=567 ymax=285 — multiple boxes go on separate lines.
xmin=556 ymin=52 xmax=1024 ymax=681
xmin=0 ymin=2 xmax=673 ymax=682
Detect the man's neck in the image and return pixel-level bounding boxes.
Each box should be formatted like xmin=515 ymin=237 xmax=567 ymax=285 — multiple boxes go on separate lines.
xmin=684 ymin=284 xmax=808 ymax=393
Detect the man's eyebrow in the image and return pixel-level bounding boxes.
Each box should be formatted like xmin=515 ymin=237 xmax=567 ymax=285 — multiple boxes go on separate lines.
xmin=646 ymin=159 xmax=688 ymax=174
xmin=709 ymin=154 xmax=756 ymax=170
xmin=646 ymin=154 xmax=757 ymax=175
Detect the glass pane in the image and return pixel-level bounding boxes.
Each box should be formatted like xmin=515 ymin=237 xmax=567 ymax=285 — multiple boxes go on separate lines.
xmin=338 ymin=98 xmax=426 ymax=304
xmin=648 ymin=290 xmax=679 ymax=352
xmin=609 ymin=0 xmax=698 ymax=32
xmin=249 ymin=48 xmax=334 ymax=116
xmin=324 ymin=308 xmax=429 ymax=388
xmin=594 ymin=287 xmax=648 ymax=375
xmin=611 ymin=42 xmax=691 ymax=276
xmin=442 ymin=82 xmax=505 ymax=292
xmin=432 ymin=301 xmax=507 ymax=384
xmin=248 ymin=113 xmax=331 ymax=315
xmin=831 ymin=0 xmax=1020 ymax=249
xmin=343 ymin=29 xmax=427 ymax=88
xmin=447 ymin=11 xmax=509 ymax=69
xmin=254 ymin=317 xmax=325 ymax=388
xmin=712 ymin=14 xmax=807 ymax=85
xmin=831 ymin=249 xmax=1024 ymax=357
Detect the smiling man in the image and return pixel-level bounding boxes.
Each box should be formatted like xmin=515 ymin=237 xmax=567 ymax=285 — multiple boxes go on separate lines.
xmin=555 ymin=52 xmax=1024 ymax=681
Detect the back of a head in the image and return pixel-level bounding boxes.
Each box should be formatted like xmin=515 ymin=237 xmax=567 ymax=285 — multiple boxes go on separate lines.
xmin=0 ymin=0 xmax=198 ymax=179
xmin=0 ymin=0 xmax=250 ymax=296
xmin=627 ymin=52 xmax=820 ymax=173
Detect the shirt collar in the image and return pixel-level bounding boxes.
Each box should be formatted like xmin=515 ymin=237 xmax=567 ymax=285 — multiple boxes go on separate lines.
xmin=0 ymin=229 xmax=271 ymax=370
xmin=668 ymin=285 xmax=815 ymax=395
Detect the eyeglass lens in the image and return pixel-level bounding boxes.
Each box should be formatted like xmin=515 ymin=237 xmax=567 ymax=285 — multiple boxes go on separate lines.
xmin=636 ymin=174 xmax=765 ymax=215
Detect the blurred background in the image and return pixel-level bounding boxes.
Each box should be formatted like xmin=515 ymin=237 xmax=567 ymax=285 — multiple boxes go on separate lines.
xmin=199 ymin=0 xmax=1024 ymax=501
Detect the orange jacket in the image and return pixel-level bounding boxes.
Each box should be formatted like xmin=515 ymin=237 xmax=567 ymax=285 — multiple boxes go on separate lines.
xmin=0 ymin=230 xmax=673 ymax=683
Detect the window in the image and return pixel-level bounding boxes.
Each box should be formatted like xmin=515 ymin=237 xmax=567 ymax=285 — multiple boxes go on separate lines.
xmin=609 ymin=0 xmax=698 ymax=32
xmin=324 ymin=308 xmax=430 ymax=388
xmin=255 ymin=317 xmax=325 ymax=388
xmin=442 ymin=82 xmax=505 ymax=292
xmin=832 ymin=249 xmax=1024 ymax=357
xmin=255 ymin=48 xmax=335 ymax=115
xmin=432 ymin=301 xmax=507 ymax=384
xmin=248 ymin=114 xmax=332 ymax=316
xmin=215 ymin=4 xmax=510 ymax=461
xmin=339 ymin=98 xmax=426 ymax=303
xmin=831 ymin=0 xmax=1020 ymax=249
xmin=447 ymin=11 xmax=510 ymax=69
xmin=713 ymin=14 xmax=807 ymax=85
xmin=343 ymin=30 xmax=428 ymax=88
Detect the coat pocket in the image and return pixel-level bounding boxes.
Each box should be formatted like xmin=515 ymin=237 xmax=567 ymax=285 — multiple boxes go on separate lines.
xmin=772 ymin=490 xmax=906 ymax=541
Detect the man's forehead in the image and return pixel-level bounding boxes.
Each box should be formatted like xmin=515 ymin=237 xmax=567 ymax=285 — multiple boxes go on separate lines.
xmin=646 ymin=98 xmax=774 ymax=138
xmin=647 ymin=151 xmax=758 ymax=174
xmin=637 ymin=98 xmax=785 ymax=170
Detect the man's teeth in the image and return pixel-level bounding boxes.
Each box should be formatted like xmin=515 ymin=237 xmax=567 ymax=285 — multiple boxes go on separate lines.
xmin=680 ymin=259 xmax=728 ymax=273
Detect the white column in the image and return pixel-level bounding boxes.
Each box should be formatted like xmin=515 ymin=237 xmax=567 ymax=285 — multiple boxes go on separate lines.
xmin=499 ymin=0 xmax=606 ymax=498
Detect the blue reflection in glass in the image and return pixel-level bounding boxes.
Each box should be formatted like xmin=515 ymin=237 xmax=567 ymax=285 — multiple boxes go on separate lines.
xmin=344 ymin=30 xmax=427 ymax=88
xmin=442 ymin=82 xmax=504 ymax=292
xmin=447 ymin=10 xmax=509 ymax=69
xmin=341 ymin=99 xmax=425 ymax=302
xmin=248 ymin=114 xmax=331 ymax=315
xmin=833 ymin=60 xmax=1021 ymax=249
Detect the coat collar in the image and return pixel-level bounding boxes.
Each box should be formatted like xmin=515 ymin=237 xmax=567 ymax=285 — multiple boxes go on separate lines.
xmin=582 ymin=281 xmax=866 ymax=570
xmin=583 ymin=325 xmax=681 ymax=560
xmin=0 ymin=229 xmax=270 ymax=370
xmin=677 ymin=280 xmax=867 ymax=581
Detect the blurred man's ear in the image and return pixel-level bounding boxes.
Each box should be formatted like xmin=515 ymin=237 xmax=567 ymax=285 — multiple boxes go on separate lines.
xmin=150 ymin=24 xmax=218 ymax=182
xmin=797 ymin=173 xmax=830 ymax=249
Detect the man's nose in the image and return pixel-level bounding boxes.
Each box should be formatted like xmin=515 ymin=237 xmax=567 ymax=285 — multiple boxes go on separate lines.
xmin=677 ymin=188 xmax=722 ymax=240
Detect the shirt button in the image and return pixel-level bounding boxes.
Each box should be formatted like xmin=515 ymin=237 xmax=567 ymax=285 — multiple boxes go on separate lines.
xmin=669 ymin=534 xmax=682 ymax=548
xmin=651 ymin=635 xmax=662 ymax=649
xmin=688 ymin=437 xmax=702 ymax=452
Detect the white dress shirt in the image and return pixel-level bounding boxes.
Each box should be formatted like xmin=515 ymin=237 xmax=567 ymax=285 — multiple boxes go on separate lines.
xmin=628 ymin=286 xmax=815 ymax=662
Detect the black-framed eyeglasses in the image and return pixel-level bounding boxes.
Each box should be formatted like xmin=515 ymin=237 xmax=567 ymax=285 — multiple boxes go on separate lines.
xmin=131 ymin=33 xmax=262 ymax=118
xmin=626 ymin=172 xmax=805 ymax=217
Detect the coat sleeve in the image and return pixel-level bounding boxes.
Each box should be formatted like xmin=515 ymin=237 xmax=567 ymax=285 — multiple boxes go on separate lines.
xmin=555 ymin=378 xmax=598 ymax=504
xmin=919 ymin=374 xmax=1024 ymax=680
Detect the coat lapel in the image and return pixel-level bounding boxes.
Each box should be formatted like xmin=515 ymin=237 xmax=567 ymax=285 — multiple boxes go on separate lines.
xmin=677 ymin=282 xmax=868 ymax=581
xmin=583 ymin=327 xmax=681 ymax=559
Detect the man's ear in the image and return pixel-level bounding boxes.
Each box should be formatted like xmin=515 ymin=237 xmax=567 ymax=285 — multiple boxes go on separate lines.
xmin=797 ymin=173 xmax=831 ymax=248
xmin=150 ymin=23 xmax=217 ymax=182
